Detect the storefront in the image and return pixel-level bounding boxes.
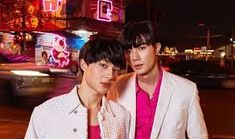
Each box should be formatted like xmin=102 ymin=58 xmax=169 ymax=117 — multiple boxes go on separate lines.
xmin=0 ymin=0 xmax=125 ymax=71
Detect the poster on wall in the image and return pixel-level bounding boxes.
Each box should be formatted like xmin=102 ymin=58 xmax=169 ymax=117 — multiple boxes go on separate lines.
xmin=35 ymin=33 xmax=56 ymax=65
xmin=36 ymin=33 xmax=71 ymax=67
xmin=35 ymin=32 xmax=86 ymax=72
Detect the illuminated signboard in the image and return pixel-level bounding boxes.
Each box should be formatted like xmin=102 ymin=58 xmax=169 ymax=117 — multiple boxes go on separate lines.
xmin=42 ymin=0 xmax=62 ymax=11
xmin=97 ymin=0 xmax=113 ymax=22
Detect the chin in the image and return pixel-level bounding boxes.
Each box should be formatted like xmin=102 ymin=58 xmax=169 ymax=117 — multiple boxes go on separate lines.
xmin=97 ymin=90 xmax=108 ymax=96
xmin=136 ymin=71 xmax=149 ymax=76
xmin=134 ymin=69 xmax=145 ymax=74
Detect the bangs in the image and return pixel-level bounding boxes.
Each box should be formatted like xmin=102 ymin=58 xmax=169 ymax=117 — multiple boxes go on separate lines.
xmin=80 ymin=38 xmax=126 ymax=70
xmin=122 ymin=34 xmax=146 ymax=50
xmin=93 ymin=46 xmax=126 ymax=70
xmin=120 ymin=21 xmax=154 ymax=50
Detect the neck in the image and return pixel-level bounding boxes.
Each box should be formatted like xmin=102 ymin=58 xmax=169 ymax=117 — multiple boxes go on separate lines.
xmin=137 ymin=65 xmax=161 ymax=97
xmin=77 ymin=83 xmax=102 ymax=109
xmin=138 ymin=65 xmax=161 ymax=85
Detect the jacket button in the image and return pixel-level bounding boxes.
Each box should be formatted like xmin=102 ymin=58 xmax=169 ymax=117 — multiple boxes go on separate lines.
xmin=73 ymin=128 xmax=77 ymax=132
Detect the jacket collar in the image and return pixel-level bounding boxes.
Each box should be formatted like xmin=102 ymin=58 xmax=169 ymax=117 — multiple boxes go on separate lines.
xmin=127 ymin=74 xmax=137 ymax=139
xmin=65 ymin=85 xmax=114 ymax=117
xmin=150 ymin=68 xmax=174 ymax=138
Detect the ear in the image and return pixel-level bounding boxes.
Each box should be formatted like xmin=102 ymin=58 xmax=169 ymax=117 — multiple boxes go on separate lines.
xmin=155 ymin=42 xmax=161 ymax=55
xmin=80 ymin=59 xmax=88 ymax=72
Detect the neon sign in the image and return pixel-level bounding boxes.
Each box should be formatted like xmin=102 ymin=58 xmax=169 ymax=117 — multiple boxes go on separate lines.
xmin=42 ymin=0 xmax=62 ymax=11
xmin=97 ymin=0 xmax=113 ymax=22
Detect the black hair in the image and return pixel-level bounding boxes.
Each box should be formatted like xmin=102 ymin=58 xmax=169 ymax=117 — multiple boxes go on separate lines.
xmin=120 ymin=21 xmax=156 ymax=50
xmin=41 ymin=51 xmax=48 ymax=57
xmin=79 ymin=37 xmax=126 ymax=71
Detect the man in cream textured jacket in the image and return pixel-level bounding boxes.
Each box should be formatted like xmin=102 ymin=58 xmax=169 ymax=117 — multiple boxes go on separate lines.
xmin=108 ymin=21 xmax=208 ymax=139
xmin=25 ymin=37 xmax=130 ymax=139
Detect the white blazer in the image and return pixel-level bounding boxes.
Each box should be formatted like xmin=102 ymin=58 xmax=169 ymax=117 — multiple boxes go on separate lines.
xmin=25 ymin=85 xmax=131 ymax=139
xmin=108 ymin=69 xmax=208 ymax=139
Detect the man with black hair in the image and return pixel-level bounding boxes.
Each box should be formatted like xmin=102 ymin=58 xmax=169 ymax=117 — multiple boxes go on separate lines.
xmin=25 ymin=37 xmax=130 ymax=139
xmin=108 ymin=21 xmax=208 ymax=139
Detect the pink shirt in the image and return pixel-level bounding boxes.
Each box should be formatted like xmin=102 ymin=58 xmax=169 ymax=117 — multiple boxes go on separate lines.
xmin=135 ymin=68 xmax=163 ymax=139
xmin=88 ymin=125 xmax=101 ymax=139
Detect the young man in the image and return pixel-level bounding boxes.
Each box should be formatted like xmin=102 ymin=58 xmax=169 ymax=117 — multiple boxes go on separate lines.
xmin=25 ymin=38 xmax=130 ymax=139
xmin=108 ymin=21 xmax=208 ymax=139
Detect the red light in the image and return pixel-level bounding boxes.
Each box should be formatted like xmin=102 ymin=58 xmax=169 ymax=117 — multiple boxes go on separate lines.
xmin=42 ymin=0 xmax=61 ymax=11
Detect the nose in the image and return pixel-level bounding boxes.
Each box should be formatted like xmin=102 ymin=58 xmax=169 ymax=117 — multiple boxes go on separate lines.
xmin=104 ymin=68 xmax=115 ymax=81
xmin=130 ymin=48 xmax=140 ymax=61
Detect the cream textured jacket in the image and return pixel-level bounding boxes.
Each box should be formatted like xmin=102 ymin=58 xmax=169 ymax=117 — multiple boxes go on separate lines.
xmin=108 ymin=69 xmax=208 ymax=139
xmin=25 ymin=85 xmax=131 ymax=139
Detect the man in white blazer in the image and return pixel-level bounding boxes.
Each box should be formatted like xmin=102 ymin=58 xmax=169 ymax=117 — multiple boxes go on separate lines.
xmin=108 ymin=21 xmax=208 ymax=139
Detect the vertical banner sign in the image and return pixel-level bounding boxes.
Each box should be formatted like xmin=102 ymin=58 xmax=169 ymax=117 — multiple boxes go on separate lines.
xmin=97 ymin=0 xmax=113 ymax=22
xmin=43 ymin=0 xmax=62 ymax=11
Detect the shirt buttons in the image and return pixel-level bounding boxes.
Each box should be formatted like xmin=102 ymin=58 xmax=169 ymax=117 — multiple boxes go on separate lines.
xmin=74 ymin=110 xmax=77 ymax=114
xmin=73 ymin=128 xmax=77 ymax=132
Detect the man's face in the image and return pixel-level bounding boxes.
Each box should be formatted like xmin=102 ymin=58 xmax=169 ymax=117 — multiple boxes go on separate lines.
xmin=125 ymin=43 xmax=160 ymax=76
xmin=83 ymin=60 xmax=120 ymax=95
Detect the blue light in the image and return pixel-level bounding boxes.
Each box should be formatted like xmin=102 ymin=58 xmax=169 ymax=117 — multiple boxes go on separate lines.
xmin=66 ymin=37 xmax=86 ymax=50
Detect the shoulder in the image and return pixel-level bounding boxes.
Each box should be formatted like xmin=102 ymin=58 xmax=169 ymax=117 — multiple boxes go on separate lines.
xmin=112 ymin=72 xmax=135 ymax=90
xmin=115 ymin=72 xmax=135 ymax=83
xmin=164 ymin=71 xmax=199 ymax=103
xmin=107 ymin=100 xmax=131 ymax=118
xmin=34 ymin=93 xmax=70 ymax=115
xmin=165 ymin=71 xmax=197 ymax=89
xmin=163 ymin=71 xmax=199 ymax=100
xmin=108 ymin=72 xmax=136 ymax=101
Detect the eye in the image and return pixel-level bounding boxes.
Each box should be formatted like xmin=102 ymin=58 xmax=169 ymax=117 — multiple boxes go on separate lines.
xmin=139 ymin=45 xmax=146 ymax=51
xmin=126 ymin=49 xmax=132 ymax=53
xmin=113 ymin=67 xmax=120 ymax=73
xmin=99 ymin=63 xmax=107 ymax=69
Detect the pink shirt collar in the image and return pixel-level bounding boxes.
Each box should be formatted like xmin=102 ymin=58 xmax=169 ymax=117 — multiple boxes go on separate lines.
xmin=136 ymin=67 xmax=163 ymax=97
xmin=135 ymin=67 xmax=163 ymax=139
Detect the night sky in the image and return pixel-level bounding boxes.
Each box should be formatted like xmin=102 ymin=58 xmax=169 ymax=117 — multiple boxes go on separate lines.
xmin=153 ymin=0 xmax=235 ymax=50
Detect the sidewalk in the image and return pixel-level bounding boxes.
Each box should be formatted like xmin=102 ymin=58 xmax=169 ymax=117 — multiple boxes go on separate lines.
xmin=0 ymin=104 xmax=31 ymax=139
xmin=0 ymin=120 xmax=28 ymax=139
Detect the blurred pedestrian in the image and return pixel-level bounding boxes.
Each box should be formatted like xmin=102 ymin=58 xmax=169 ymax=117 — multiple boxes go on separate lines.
xmin=25 ymin=37 xmax=130 ymax=139
xmin=108 ymin=21 xmax=208 ymax=139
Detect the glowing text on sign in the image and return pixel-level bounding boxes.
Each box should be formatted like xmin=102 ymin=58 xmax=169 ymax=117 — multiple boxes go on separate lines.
xmin=42 ymin=0 xmax=62 ymax=11
xmin=97 ymin=0 xmax=113 ymax=22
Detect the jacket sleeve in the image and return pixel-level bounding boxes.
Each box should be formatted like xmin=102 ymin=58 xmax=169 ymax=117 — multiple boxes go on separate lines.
xmin=24 ymin=108 xmax=39 ymax=139
xmin=187 ymin=85 xmax=209 ymax=139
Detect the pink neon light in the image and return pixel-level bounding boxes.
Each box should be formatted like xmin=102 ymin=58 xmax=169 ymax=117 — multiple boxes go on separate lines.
xmin=42 ymin=0 xmax=62 ymax=11
xmin=97 ymin=0 xmax=113 ymax=22
xmin=50 ymin=35 xmax=70 ymax=67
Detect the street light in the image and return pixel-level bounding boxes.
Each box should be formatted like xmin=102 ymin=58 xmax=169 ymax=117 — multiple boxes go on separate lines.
xmin=198 ymin=23 xmax=211 ymax=50
xmin=230 ymin=26 xmax=234 ymax=69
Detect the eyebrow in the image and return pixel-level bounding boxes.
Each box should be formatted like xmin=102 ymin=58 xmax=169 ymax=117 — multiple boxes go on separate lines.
xmin=136 ymin=43 xmax=147 ymax=46
xmin=126 ymin=43 xmax=148 ymax=48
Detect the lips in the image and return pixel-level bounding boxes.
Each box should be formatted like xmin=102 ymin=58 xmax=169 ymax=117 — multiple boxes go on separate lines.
xmin=101 ymin=82 xmax=112 ymax=88
xmin=133 ymin=64 xmax=143 ymax=70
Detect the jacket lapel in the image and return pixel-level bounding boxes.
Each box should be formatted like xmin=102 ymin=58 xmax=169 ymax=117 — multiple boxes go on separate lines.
xmin=124 ymin=74 xmax=136 ymax=139
xmin=150 ymin=70 xmax=173 ymax=139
